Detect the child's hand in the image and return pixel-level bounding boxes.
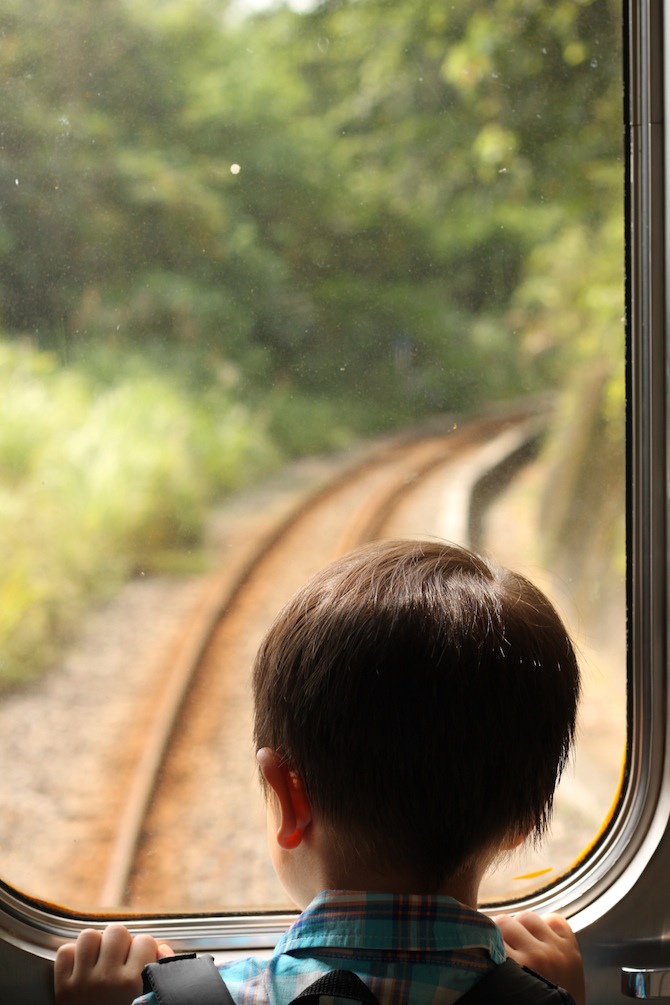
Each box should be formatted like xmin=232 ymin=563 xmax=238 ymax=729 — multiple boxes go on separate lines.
xmin=496 ymin=912 xmax=585 ymax=1005
xmin=54 ymin=923 xmax=174 ymax=1005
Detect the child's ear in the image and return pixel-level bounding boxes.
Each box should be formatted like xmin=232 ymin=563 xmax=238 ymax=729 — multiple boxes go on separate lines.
xmin=256 ymin=747 xmax=312 ymax=850
xmin=501 ymin=829 xmax=529 ymax=851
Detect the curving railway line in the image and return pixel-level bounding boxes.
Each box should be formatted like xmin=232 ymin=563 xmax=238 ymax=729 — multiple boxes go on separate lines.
xmin=0 ymin=407 xmax=622 ymax=920
xmin=98 ymin=409 xmax=547 ymax=912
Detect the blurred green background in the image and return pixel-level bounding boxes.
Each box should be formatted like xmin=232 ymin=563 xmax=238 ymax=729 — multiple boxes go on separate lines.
xmin=0 ymin=0 xmax=624 ymax=687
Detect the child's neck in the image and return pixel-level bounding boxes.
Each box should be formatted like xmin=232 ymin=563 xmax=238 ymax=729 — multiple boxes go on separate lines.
xmin=278 ymin=811 xmax=492 ymax=912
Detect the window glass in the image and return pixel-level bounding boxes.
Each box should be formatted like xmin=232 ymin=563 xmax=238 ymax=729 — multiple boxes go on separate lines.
xmin=0 ymin=0 xmax=624 ymax=913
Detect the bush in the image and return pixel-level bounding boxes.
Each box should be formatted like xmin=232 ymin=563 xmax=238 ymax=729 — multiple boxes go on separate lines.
xmin=0 ymin=339 xmax=286 ymax=689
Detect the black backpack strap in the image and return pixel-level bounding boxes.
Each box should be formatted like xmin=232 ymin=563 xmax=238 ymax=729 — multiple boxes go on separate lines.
xmin=142 ymin=953 xmax=235 ymax=1005
xmin=141 ymin=954 xmax=573 ymax=1005
xmin=288 ymin=969 xmax=380 ymax=1003
xmin=455 ymin=958 xmax=575 ymax=1005
xmin=141 ymin=958 xmax=379 ymax=1005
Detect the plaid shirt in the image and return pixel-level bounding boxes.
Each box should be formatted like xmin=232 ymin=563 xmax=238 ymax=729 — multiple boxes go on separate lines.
xmin=135 ymin=890 xmax=506 ymax=1004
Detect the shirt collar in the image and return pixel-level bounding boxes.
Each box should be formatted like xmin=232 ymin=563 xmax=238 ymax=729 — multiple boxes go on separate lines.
xmin=275 ymin=890 xmax=505 ymax=964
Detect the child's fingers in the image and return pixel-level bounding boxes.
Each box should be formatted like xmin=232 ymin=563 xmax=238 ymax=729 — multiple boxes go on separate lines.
xmin=513 ymin=911 xmax=565 ymax=937
xmin=497 ymin=911 xmax=549 ymax=949
xmin=127 ymin=932 xmax=164 ymax=970
xmin=158 ymin=943 xmax=175 ymax=959
xmin=54 ymin=943 xmax=77 ymax=987
xmin=498 ymin=911 xmax=574 ymax=955
xmin=495 ymin=911 xmax=585 ymax=1005
xmin=69 ymin=929 xmax=104 ymax=972
xmin=544 ymin=913 xmax=576 ymax=938
xmin=97 ymin=924 xmax=136 ymax=969
xmin=54 ymin=925 xmax=171 ymax=1005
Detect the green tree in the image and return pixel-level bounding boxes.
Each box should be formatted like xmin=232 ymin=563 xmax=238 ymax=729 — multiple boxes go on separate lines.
xmin=0 ymin=0 xmax=623 ymax=430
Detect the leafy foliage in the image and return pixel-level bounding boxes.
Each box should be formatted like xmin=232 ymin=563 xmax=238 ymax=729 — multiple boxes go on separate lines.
xmin=0 ymin=337 xmax=361 ymax=687
xmin=0 ymin=0 xmax=625 ymax=683
xmin=1 ymin=0 xmax=623 ymax=411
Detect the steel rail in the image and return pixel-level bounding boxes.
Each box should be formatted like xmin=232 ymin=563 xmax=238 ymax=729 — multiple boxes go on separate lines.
xmin=99 ymin=410 xmax=544 ymax=908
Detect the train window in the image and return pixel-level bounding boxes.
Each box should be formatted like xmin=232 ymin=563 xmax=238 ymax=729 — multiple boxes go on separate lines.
xmin=0 ymin=0 xmax=627 ymax=933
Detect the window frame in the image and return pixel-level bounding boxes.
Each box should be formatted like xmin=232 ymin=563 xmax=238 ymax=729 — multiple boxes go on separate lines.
xmin=0 ymin=0 xmax=665 ymax=964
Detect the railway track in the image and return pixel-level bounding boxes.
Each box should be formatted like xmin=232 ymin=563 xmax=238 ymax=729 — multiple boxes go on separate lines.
xmin=97 ymin=409 xmax=545 ymax=912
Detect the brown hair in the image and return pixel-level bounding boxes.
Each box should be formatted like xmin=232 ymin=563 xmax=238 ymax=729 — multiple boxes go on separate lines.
xmin=253 ymin=539 xmax=580 ymax=888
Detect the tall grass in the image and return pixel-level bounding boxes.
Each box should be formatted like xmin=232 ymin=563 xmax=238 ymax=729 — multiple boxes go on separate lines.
xmin=0 ymin=339 xmax=355 ymax=690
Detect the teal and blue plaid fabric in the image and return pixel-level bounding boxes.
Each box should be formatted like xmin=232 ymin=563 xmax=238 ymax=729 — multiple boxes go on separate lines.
xmin=136 ymin=890 xmax=505 ymax=1004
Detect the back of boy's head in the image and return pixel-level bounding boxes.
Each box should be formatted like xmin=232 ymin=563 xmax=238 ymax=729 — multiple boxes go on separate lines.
xmin=253 ymin=539 xmax=580 ymax=889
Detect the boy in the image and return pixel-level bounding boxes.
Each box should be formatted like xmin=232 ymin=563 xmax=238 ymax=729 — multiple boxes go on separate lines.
xmin=55 ymin=539 xmax=585 ymax=1005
